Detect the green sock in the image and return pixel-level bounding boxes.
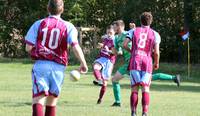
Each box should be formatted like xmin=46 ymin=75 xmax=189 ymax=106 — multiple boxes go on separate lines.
xmin=152 ymin=73 xmax=176 ymax=80
xmin=112 ymin=82 xmax=121 ymax=103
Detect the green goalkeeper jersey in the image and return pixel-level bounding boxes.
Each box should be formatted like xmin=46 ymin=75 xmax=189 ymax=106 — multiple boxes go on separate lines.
xmin=114 ymin=31 xmax=132 ymax=62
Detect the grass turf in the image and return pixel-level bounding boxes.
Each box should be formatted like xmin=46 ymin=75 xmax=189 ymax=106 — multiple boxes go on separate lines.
xmin=0 ymin=59 xmax=199 ymax=116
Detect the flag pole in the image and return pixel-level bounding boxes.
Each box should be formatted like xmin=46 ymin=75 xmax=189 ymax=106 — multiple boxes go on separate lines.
xmin=187 ymin=37 xmax=191 ymax=78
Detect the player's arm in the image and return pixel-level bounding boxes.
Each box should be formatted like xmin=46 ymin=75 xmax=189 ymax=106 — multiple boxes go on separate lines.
xmin=111 ymin=47 xmax=118 ymax=55
xmin=123 ymin=29 xmax=134 ymax=53
xmin=68 ymin=24 xmax=88 ymax=73
xmin=25 ymin=20 xmax=41 ymax=54
xmin=113 ymin=36 xmax=123 ymax=55
xmin=97 ymin=43 xmax=104 ymax=49
xmin=72 ymin=44 xmax=88 ymax=73
xmin=97 ymin=35 xmax=107 ymax=49
xmin=153 ymin=32 xmax=161 ymax=70
xmin=25 ymin=44 xmax=33 ymax=54
xmin=153 ymin=43 xmax=160 ymax=70
xmin=123 ymin=38 xmax=131 ymax=53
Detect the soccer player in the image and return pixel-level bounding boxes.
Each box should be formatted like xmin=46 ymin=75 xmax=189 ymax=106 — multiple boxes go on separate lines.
xmin=124 ymin=12 xmax=160 ymax=116
xmin=93 ymin=25 xmax=116 ymax=104
xmin=110 ymin=20 xmax=181 ymax=107
xmin=129 ymin=21 xmax=136 ymax=29
xmin=111 ymin=20 xmax=132 ymax=107
xmin=25 ymin=0 xmax=88 ymax=116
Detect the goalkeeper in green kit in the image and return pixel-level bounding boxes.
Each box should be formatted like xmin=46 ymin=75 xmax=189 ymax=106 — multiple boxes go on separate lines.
xmin=110 ymin=20 xmax=181 ymax=107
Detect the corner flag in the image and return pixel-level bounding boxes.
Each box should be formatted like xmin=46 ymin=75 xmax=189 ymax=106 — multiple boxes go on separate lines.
xmin=179 ymin=31 xmax=190 ymax=41
xmin=179 ymin=30 xmax=191 ymax=78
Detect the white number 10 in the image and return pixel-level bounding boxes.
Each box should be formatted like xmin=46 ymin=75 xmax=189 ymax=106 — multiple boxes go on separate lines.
xmin=41 ymin=28 xmax=60 ymax=49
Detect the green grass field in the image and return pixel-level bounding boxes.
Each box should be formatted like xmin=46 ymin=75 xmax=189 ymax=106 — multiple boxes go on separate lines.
xmin=0 ymin=59 xmax=199 ymax=116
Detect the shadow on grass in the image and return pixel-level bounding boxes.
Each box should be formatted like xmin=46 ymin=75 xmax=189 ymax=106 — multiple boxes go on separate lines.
xmin=0 ymin=101 xmax=31 ymax=107
xmin=58 ymin=101 xmax=95 ymax=107
xmin=150 ymin=83 xmax=200 ymax=93
xmin=78 ymin=81 xmax=200 ymax=93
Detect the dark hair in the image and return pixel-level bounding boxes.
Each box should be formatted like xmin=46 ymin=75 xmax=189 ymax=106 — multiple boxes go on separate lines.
xmin=112 ymin=20 xmax=125 ymax=27
xmin=140 ymin=12 xmax=153 ymax=26
xmin=129 ymin=20 xmax=135 ymax=23
xmin=107 ymin=25 xmax=114 ymax=30
xmin=48 ymin=0 xmax=64 ymax=15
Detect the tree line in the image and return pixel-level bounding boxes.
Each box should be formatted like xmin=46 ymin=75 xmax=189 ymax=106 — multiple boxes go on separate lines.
xmin=0 ymin=0 xmax=199 ymax=63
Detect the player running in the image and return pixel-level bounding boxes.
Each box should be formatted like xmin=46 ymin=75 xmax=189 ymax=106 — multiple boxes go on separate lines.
xmin=25 ymin=0 xmax=88 ymax=116
xmin=124 ymin=12 xmax=160 ymax=116
xmin=92 ymin=25 xmax=116 ymax=104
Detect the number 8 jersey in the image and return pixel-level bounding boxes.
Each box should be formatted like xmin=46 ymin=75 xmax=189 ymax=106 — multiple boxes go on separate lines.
xmin=127 ymin=27 xmax=161 ymax=73
xmin=25 ymin=16 xmax=78 ymax=66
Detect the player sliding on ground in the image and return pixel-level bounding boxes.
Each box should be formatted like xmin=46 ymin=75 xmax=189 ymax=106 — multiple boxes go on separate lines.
xmin=124 ymin=12 xmax=160 ymax=116
xmin=25 ymin=0 xmax=88 ymax=116
xmin=106 ymin=20 xmax=181 ymax=107
xmin=92 ymin=25 xmax=117 ymax=104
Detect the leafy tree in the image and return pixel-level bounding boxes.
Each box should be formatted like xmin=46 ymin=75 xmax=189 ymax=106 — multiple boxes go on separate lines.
xmin=0 ymin=0 xmax=199 ymax=63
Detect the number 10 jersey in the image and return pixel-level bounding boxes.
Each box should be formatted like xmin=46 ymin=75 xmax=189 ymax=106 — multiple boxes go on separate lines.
xmin=25 ymin=16 xmax=78 ymax=66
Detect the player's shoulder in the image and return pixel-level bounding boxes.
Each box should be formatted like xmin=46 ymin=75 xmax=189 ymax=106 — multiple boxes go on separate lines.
xmin=31 ymin=19 xmax=44 ymax=27
xmin=61 ymin=20 xmax=76 ymax=29
xmin=152 ymin=29 xmax=161 ymax=38
xmin=102 ymin=34 xmax=108 ymax=39
xmin=126 ymin=29 xmax=135 ymax=39
xmin=151 ymin=28 xmax=161 ymax=43
xmin=151 ymin=28 xmax=159 ymax=35
xmin=127 ymin=29 xmax=135 ymax=34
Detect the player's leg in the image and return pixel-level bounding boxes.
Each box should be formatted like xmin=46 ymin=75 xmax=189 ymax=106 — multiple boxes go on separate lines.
xmin=152 ymin=73 xmax=181 ymax=86
xmin=111 ymin=71 xmax=123 ymax=106
xmin=32 ymin=95 xmax=46 ymax=116
xmin=97 ymin=80 xmax=108 ymax=104
xmin=141 ymin=86 xmax=150 ymax=116
xmin=111 ymin=63 xmax=128 ymax=106
xmin=130 ymin=70 xmax=141 ymax=116
xmin=152 ymin=73 xmax=175 ymax=80
xmin=97 ymin=60 xmax=113 ymax=104
xmin=131 ymin=86 xmax=139 ymax=116
xmin=93 ymin=59 xmax=103 ymax=86
xmin=45 ymin=96 xmax=58 ymax=116
xmin=46 ymin=62 xmax=65 ymax=116
xmin=32 ymin=62 xmax=50 ymax=116
xmin=141 ymin=72 xmax=152 ymax=116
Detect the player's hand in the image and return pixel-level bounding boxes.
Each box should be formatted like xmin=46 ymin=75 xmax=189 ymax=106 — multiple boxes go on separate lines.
xmin=97 ymin=43 xmax=104 ymax=48
xmin=104 ymin=46 xmax=109 ymax=51
xmin=154 ymin=63 xmax=159 ymax=70
xmin=79 ymin=63 xmax=88 ymax=74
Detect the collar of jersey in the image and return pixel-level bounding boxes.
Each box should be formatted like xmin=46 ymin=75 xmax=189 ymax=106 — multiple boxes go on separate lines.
xmin=49 ymin=15 xmax=61 ymax=19
xmin=141 ymin=25 xmax=150 ymax=28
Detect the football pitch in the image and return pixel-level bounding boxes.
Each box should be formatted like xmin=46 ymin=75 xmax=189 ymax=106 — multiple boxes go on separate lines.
xmin=0 ymin=59 xmax=199 ymax=116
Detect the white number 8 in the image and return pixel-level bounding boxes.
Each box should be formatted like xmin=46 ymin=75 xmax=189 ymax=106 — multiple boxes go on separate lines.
xmin=138 ymin=33 xmax=147 ymax=48
xmin=41 ymin=28 xmax=60 ymax=49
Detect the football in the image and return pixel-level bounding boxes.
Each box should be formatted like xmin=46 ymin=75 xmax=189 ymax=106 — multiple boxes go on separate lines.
xmin=70 ymin=70 xmax=81 ymax=82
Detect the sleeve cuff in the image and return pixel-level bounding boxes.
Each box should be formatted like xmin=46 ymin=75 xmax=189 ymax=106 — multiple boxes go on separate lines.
xmin=126 ymin=36 xmax=132 ymax=40
xmin=25 ymin=40 xmax=35 ymax=46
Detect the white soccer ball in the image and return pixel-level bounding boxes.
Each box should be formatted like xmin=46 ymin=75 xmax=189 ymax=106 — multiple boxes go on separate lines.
xmin=70 ymin=70 xmax=81 ymax=82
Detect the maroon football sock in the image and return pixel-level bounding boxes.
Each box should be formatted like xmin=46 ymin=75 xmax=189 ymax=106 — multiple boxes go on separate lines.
xmin=130 ymin=92 xmax=138 ymax=112
xmin=93 ymin=69 xmax=102 ymax=81
xmin=142 ymin=92 xmax=150 ymax=113
xmin=99 ymin=86 xmax=106 ymax=100
xmin=32 ymin=103 xmax=43 ymax=116
xmin=45 ymin=106 xmax=56 ymax=116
